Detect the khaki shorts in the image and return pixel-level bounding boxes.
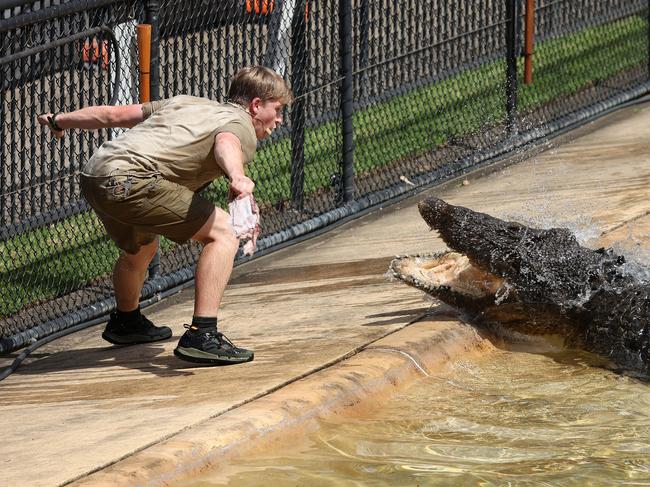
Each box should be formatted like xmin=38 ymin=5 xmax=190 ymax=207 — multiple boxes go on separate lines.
xmin=81 ymin=174 xmax=214 ymax=254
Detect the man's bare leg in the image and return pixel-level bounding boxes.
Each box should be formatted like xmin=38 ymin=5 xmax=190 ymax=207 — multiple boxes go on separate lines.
xmin=103 ymin=238 xmax=172 ymax=344
xmin=191 ymin=208 xmax=240 ymax=317
xmin=113 ymin=239 xmax=159 ymax=312
xmin=174 ymin=207 xmax=253 ymax=364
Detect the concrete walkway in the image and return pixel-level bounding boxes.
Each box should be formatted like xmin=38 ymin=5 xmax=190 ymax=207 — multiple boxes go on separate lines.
xmin=2 ymin=102 xmax=649 ymax=487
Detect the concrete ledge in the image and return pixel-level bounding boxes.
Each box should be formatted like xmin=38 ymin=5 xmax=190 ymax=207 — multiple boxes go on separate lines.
xmin=69 ymin=317 xmax=494 ymax=487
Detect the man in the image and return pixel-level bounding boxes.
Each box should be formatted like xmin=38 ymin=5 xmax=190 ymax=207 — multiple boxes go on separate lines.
xmin=37 ymin=66 xmax=293 ymax=365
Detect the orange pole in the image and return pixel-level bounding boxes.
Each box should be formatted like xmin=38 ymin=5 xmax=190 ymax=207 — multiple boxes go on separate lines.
xmin=524 ymin=0 xmax=535 ymax=85
xmin=137 ymin=24 xmax=152 ymax=103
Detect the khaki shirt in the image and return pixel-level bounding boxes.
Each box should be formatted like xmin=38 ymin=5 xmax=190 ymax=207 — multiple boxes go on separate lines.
xmin=82 ymin=95 xmax=257 ymax=192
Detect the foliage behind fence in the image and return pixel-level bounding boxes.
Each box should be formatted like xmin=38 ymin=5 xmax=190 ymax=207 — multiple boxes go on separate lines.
xmin=1 ymin=0 xmax=648 ymax=352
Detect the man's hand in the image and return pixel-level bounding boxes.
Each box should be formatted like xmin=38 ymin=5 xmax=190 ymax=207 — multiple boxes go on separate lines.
xmin=228 ymin=174 xmax=255 ymax=201
xmin=37 ymin=113 xmax=65 ymax=139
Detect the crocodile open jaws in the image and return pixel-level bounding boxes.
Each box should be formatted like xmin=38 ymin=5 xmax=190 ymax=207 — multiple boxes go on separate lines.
xmin=390 ymin=197 xmax=650 ymax=377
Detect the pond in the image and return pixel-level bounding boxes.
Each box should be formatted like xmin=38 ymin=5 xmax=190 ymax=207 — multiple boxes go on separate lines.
xmin=181 ymin=343 xmax=650 ymax=486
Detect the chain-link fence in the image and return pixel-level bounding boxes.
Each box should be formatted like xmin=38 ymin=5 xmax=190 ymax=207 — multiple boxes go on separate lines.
xmin=1 ymin=0 xmax=649 ymax=353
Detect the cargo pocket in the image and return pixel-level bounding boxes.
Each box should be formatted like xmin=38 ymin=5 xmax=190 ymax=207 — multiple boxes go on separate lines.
xmin=141 ymin=177 xmax=196 ymax=221
xmin=104 ymin=175 xmax=134 ymax=202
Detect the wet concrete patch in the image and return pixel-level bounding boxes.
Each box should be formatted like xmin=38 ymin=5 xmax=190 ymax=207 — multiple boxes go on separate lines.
xmin=230 ymin=256 xmax=393 ymax=285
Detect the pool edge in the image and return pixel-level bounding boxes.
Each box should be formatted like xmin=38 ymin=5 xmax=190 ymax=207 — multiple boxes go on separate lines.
xmin=67 ymin=317 xmax=494 ymax=487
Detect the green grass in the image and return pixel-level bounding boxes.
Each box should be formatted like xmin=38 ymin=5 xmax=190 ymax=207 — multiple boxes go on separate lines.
xmin=246 ymin=14 xmax=647 ymax=206
xmin=1 ymin=14 xmax=647 ymax=317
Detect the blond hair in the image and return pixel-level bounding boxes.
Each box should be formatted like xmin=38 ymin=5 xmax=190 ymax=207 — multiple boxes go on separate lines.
xmin=228 ymin=66 xmax=293 ymax=106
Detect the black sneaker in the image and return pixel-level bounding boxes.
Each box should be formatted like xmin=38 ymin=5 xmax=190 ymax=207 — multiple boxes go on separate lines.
xmin=102 ymin=312 xmax=172 ymax=345
xmin=174 ymin=325 xmax=254 ymax=365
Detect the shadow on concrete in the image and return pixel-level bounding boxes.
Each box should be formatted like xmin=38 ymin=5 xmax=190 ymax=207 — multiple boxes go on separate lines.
xmin=362 ymin=306 xmax=436 ymax=326
xmin=4 ymin=342 xmax=205 ymax=378
xmin=363 ymin=305 xmax=465 ymax=327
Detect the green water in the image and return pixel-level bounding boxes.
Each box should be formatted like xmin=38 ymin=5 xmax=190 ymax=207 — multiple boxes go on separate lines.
xmin=183 ymin=347 xmax=650 ymax=486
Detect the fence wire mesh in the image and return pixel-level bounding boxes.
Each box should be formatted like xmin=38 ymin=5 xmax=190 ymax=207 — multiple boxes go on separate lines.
xmin=1 ymin=0 xmax=649 ymax=352
xmin=1 ymin=0 xmax=145 ymax=346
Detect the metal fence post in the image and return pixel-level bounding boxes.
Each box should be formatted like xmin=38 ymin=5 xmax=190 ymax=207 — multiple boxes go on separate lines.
xmin=339 ymin=0 xmax=354 ymax=203
xmin=358 ymin=0 xmax=369 ymax=99
xmin=505 ymin=0 xmax=520 ymax=135
xmin=145 ymin=0 xmax=160 ymax=101
xmin=290 ymin=0 xmax=307 ymax=210
xmin=145 ymin=0 xmax=161 ymax=279
xmin=523 ymin=0 xmax=535 ymax=85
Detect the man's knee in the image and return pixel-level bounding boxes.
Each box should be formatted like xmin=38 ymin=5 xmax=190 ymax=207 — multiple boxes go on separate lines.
xmin=201 ymin=224 xmax=239 ymax=251
xmin=193 ymin=210 xmax=238 ymax=250
xmin=119 ymin=240 xmax=159 ymax=269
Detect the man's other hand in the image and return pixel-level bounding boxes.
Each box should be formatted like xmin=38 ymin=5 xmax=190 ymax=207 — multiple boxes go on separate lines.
xmin=37 ymin=113 xmax=65 ymax=139
xmin=228 ymin=174 xmax=255 ymax=200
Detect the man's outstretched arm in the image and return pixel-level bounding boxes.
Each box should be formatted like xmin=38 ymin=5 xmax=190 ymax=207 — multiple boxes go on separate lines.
xmin=37 ymin=104 xmax=145 ymax=138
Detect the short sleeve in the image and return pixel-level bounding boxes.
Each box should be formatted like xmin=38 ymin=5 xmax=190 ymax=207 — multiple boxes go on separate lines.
xmin=141 ymin=99 xmax=170 ymax=119
xmin=215 ymin=121 xmax=257 ymax=163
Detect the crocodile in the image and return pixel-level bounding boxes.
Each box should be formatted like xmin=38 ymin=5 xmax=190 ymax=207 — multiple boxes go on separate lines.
xmin=390 ymin=197 xmax=650 ymax=377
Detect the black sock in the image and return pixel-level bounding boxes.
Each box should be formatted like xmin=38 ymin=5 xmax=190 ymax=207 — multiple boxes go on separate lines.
xmin=116 ymin=307 xmax=141 ymax=323
xmin=191 ymin=316 xmax=217 ymax=332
